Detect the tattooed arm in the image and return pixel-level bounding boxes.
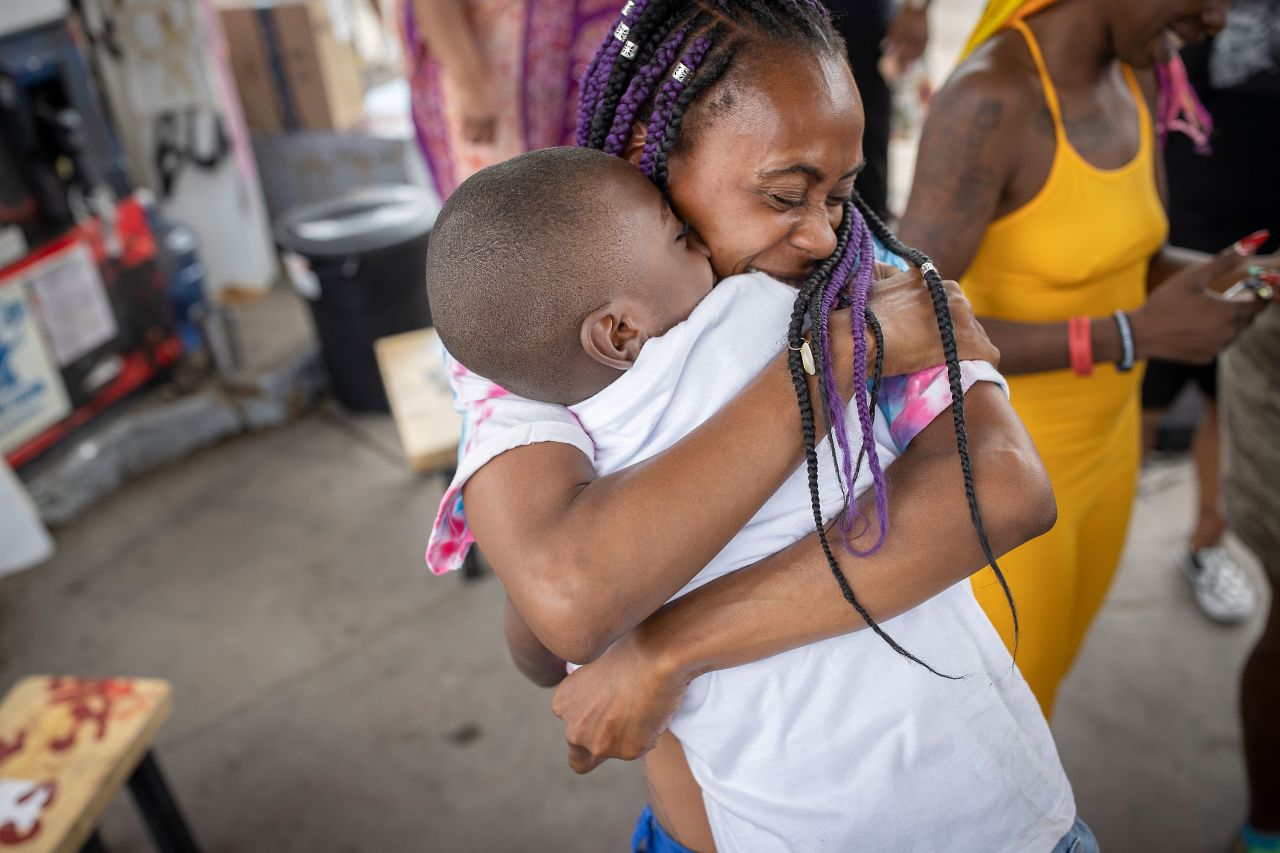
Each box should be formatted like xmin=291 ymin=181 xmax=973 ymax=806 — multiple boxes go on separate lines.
xmin=895 ymin=50 xmax=1101 ymax=375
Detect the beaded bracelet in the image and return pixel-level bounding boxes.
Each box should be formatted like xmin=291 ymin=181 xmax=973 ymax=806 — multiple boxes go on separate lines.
xmin=1113 ymin=310 xmax=1135 ymax=373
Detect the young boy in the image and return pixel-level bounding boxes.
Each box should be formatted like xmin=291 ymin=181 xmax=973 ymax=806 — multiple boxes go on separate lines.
xmin=427 ymin=147 xmax=1079 ymax=851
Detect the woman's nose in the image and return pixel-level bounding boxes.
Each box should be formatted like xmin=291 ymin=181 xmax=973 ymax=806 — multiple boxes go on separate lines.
xmin=789 ymin=208 xmax=839 ymax=260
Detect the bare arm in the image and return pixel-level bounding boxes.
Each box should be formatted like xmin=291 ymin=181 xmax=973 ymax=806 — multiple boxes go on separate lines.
xmin=465 ymin=275 xmax=999 ymax=664
xmin=411 ymin=0 xmax=485 ymax=86
xmin=553 ymin=383 xmax=1057 ymax=771
xmin=504 ymin=595 xmax=567 ymax=688
xmin=897 ymin=61 xmax=1083 ymax=377
xmin=411 ymin=0 xmax=497 ymax=142
xmin=898 ymin=55 xmax=1270 ymax=375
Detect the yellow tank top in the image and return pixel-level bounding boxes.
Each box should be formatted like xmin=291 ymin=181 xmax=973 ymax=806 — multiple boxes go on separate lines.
xmin=960 ymin=19 xmax=1168 ymax=432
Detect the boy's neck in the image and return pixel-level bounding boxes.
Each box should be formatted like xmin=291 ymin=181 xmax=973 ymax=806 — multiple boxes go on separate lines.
xmin=559 ymin=359 xmax=627 ymax=406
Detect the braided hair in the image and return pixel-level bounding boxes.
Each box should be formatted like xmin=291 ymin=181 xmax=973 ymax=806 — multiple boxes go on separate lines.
xmin=576 ymin=0 xmax=1017 ymax=669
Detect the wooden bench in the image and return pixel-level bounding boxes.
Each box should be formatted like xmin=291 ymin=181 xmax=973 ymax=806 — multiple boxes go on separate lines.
xmin=374 ymin=328 xmax=487 ymax=579
xmin=0 ymin=676 xmax=199 ymax=853
xmin=374 ymin=327 xmax=463 ymax=475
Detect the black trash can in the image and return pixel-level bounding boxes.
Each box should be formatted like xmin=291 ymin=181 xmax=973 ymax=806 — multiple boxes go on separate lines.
xmin=277 ymin=186 xmax=437 ymax=411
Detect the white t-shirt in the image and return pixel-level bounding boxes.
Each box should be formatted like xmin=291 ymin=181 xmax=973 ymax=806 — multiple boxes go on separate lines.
xmin=562 ymin=273 xmax=1075 ymax=852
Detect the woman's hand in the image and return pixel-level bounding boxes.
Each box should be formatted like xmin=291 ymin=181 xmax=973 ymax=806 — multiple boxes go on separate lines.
xmin=456 ymin=73 xmax=499 ymax=144
xmin=867 ymin=267 xmax=1000 ymax=374
xmin=1132 ymin=244 xmax=1275 ymax=364
xmin=551 ymin=630 xmax=692 ymax=774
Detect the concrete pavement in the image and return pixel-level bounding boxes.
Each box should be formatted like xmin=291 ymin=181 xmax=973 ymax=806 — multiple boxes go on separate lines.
xmin=0 ymin=404 xmax=1266 ymax=852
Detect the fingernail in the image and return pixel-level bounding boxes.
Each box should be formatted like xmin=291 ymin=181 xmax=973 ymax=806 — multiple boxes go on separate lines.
xmin=1235 ymin=230 xmax=1270 ymax=256
xmin=1260 ymin=272 xmax=1280 ymax=286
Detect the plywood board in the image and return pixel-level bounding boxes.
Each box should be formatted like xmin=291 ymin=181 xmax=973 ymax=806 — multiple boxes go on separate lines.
xmin=374 ymin=328 xmax=462 ymax=473
xmin=0 ymin=676 xmax=172 ymax=853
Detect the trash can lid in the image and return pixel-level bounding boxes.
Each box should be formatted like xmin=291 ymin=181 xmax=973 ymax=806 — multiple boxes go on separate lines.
xmin=275 ymin=185 xmax=438 ymax=257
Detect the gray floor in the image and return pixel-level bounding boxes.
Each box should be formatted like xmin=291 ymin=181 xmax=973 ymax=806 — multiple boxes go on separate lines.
xmin=0 ymin=405 xmax=1267 ymax=852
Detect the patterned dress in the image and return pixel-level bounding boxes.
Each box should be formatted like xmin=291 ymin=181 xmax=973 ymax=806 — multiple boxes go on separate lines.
xmin=400 ymin=0 xmax=617 ymax=198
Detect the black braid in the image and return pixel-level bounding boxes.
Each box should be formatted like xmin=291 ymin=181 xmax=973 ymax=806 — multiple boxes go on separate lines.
xmin=652 ymin=40 xmax=736 ymax=190
xmin=852 ymin=193 xmax=1020 ymax=652
xmin=849 ymin=308 xmax=885 ymax=498
xmin=587 ymin=0 xmax=687 ymax=149
xmin=788 ymin=204 xmax=953 ymax=677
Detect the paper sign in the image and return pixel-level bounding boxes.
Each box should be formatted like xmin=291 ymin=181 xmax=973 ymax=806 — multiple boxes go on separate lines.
xmin=0 ymin=279 xmax=71 ymax=454
xmin=26 ymin=243 xmax=119 ymax=367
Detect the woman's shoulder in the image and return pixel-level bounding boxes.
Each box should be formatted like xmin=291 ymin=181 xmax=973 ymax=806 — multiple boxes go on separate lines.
xmin=940 ymin=32 xmax=1044 ymax=121
xmin=925 ymin=35 xmax=1043 ymax=161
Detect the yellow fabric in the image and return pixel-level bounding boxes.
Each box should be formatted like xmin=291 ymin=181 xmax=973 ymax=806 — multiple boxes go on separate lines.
xmin=963 ymin=20 xmax=1169 ymax=717
xmin=959 ymin=0 xmax=1059 ymax=61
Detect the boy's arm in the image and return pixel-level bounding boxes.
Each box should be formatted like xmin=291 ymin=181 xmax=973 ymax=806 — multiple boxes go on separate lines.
xmin=553 ymin=383 xmax=1056 ymax=772
xmin=504 ymin=595 xmax=568 ymax=687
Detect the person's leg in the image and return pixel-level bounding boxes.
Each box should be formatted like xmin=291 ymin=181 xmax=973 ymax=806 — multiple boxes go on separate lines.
xmin=1141 ymin=358 xmax=1186 ymax=455
xmin=1189 ymin=396 xmax=1226 ymax=552
xmin=1141 ymin=407 xmax=1164 ymax=455
xmin=1242 ymin=581 xmax=1280 ymax=833
xmin=971 ymin=512 xmax=1079 ymax=718
xmin=1223 ymin=312 xmax=1280 ymax=847
xmin=1065 ymin=404 xmax=1140 ymax=669
xmin=1184 ymin=363 xmax=1257 ymax=624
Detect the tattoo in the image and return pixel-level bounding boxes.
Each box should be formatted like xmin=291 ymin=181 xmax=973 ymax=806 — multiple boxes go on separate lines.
xmin=906 ymin=95 xmax=1007 ymax=267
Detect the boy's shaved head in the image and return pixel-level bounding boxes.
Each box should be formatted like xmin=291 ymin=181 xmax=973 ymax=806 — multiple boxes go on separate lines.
xmin=427 ymin=147 xmax=658 ymax=402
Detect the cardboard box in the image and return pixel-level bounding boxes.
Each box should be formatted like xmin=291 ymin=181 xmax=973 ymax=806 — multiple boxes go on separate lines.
xmin=219 ymin=0 xmax=364 ymax=132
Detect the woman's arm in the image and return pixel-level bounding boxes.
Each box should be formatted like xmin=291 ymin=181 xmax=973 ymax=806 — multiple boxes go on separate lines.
xmin=552 ymin=383 xmax=1055 ymax=772
xmin=411 ymin=0 xmax=497 ymax=143
xmin=897 ymin=54 xmax=1271 ymax=375
xmin=465 ymin=273 xmax=998 ymax=664
xmin=504 ymin=595 xmax=567 ymax=688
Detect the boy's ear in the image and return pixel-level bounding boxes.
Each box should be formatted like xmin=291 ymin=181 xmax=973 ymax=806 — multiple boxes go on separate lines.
xmin=621 ymin=122 xmax=647 ymax=168
xmin=581 ymin=302 xmax=648 ymax=370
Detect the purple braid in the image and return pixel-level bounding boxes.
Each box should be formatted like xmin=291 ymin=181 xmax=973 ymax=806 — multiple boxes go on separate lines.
xmin=637 ymin=35 xmax=712 ymax=176
xmin=603 ymin=26 xmax=690 ymax=155
xmin=575 ymin=0 xmax=648 ymax=147
xmin=811 ymin=208 xmax=887 ymax=556
xmin=813 ymin=223 xmax=858 ymax=501
xmin=842 ymin=216 xmax=889 ymax=555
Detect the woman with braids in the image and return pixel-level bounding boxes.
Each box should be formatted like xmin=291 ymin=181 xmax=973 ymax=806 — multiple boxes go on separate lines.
xmin=426 ymin=0 xmax=1078 ymax=848
xmin=895 ymin=0 xmax=1279 ymax=718
xmin=429 ymin=144 xmax=1083 ymax=850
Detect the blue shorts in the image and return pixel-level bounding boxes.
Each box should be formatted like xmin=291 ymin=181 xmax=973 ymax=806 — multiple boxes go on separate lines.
xmin=631 ymin=805 xmax=696 ymax=853
xmin=632 ymin=807 xmax=1099 ymax=852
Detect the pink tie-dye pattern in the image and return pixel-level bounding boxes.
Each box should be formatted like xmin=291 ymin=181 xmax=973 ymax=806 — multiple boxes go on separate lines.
xmin=425 ymin=358 xmax=509 ymax=575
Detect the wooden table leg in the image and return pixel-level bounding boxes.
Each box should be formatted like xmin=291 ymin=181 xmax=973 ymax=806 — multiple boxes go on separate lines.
xmin=127 ymin=751 xmax=201 ymax=853
xmin=80 ymin=831 xmax=108 ymax=853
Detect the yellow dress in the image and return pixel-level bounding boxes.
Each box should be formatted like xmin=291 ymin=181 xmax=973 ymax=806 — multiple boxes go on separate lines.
xmin=964 ymin=20 xmax=1169 ymax=716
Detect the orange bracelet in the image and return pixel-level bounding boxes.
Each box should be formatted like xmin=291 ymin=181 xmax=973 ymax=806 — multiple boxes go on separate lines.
xmin=1068 ymin=315 xmax=1093 ymax=377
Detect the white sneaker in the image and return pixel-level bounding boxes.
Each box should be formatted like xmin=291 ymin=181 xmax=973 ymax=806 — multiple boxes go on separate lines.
xmin=1182 ymin=545 xmax=1258 ymax=624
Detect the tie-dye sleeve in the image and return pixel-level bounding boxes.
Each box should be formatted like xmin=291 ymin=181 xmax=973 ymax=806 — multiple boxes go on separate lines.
xmin=426 ymin=348 xmax=595 ymax=575
xmin=877 ymin=361 xmax=1009 ymax=454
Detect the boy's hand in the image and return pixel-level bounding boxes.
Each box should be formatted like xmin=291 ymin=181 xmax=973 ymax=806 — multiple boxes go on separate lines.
xmin=551 ymin=631 xmax=691 ymax=774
